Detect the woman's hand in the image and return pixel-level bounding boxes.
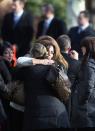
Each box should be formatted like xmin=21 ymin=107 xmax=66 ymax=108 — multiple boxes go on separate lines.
xmin=69 ymin=50 xmax=79 ymax=60
xmin=42 ymin=59 xmax=54 ymax=65
xmin=32 ymin=58 xmax=54 ymax=65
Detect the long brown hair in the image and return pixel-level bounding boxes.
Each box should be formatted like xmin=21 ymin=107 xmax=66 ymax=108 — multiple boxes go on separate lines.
xmin=36 ymin=35 xmax=68 ymax=69
xmin=81 ymin=37 xmax=95 ymax=65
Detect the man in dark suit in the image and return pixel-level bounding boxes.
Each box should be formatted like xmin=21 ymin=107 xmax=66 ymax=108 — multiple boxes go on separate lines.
xmin=57 ymin=34 xmax=80 ymax=120
xmin=36 ymin=4 xmax=67 ymax=40
xmin=57 ymin=35 xmax=80 ymax=85
xmin=68 ymin=10 xmax=95 ymax=58
xmin=1 ymin=0 xmax=34 ymax=57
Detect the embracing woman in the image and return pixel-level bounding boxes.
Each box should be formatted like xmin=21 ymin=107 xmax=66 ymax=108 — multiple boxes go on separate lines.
xmin=16 ymin=36 xmax=70 ymax=130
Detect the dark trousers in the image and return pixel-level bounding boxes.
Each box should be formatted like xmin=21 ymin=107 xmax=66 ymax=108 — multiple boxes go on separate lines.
xmin=9 ymin=107 xmax=24 ymax=131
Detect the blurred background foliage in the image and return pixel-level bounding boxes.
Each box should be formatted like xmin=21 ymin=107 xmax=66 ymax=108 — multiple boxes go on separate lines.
xmin=25 ymin=0 xmax=67 ymax=22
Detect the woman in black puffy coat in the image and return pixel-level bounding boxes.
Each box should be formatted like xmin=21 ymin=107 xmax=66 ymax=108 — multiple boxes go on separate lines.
xmin=71 ymin=37 xmax=95 ymax=127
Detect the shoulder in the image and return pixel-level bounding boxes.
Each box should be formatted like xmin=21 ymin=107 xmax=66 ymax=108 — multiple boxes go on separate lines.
xmin=62 ymin=53 xmax=70 ymax=61
xmin=14 ymin=66 xmax=29 ymax=80
xmin=69 ymin=26 xmax=78 ymax=31
xmin=86 ymin=25 xmax=94 ymax=30
xmin=0 ymin=59 xmax=7 ymax=68
xmin=32 ymin=65 xmax=51 ymax=72
xmin=24 ymin=11 xmax=32 ymax=17
xmin=85 ymin=26 xmax=95 ymax=36
xmin=38 ymin=19 xmax=44 ymax=25
xmin=81 ymin=59 xmax=95 ymax=77
xmin=87 ymin=59 xmax=95 ymax=70
xmin=54 ymin=62 xmax=67 ymax=73
xmin=53 ymin=18 xmax=65 ymax=24
xmin=22 ymin=11 xmax=33 ymax=21
xmin=68 ymin=26 xmax=79 ymax=36
xmin=3 ymin=12 xmax=13 ymax=19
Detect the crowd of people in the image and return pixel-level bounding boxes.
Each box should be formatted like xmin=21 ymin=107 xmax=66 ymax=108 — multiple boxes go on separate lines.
xmin=0 ymin=0 xmax=95 ymax=131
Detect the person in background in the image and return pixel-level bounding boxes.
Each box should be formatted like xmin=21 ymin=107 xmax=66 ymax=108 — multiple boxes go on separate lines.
xmin=1 ymin=42 xmax=24 ymax=131
xmin=1 ymin=0 xmax=34 ymax=57
xmin=0 ymin=41 xmax=24 ymax=131
xmin=57 ymin=35 xmax=80 ymax=85
xmin=57 ymin=35 xmax=71 ymax=55
xmin=68 ymin=10 xmax=95 ymax=58
xmin=0 ymin=41 xmax=55 ymax=131
xmin=36 ymin=3 xmax=67 ymax=40
xmin=0 ymin=58 xmax=12 ymax=131
xmin=57 ymin=35 xmax=80 ymax=121
xmin=0 ymin=41 xmax=19 ymax=131
xmin=71 ymin=37 xmax=95 ymax=127
xmin=0 ymin=41 xmax=15 ymax=131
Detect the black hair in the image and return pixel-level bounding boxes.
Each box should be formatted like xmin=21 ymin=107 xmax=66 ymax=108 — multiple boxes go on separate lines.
xmin=42 ymin=3 xmax=54 ymax=14
xmin=0 ymin=41 xmax=13 ymax=56
xmin=79 ymin=10 xmax=90 ymax=19
xmin=80 ymin=36 xmax=95 ymax=65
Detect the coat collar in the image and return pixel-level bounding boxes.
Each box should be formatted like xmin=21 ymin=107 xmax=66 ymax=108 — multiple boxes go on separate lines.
xmin=12 ymin=11 xmax=25 ymax=28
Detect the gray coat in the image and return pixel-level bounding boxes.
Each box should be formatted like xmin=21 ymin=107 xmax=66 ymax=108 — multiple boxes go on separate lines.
xmin=71 ymin=59 xmax=95 ymax=127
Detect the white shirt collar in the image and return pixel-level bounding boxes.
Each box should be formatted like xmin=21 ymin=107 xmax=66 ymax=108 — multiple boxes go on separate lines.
xmin=14 ymin=10 xmax=24 ymax=18
xmin=80 ymin=23 xmax=89 ymax=31
xmin=45 ymin=15 xmax=54 ymax=25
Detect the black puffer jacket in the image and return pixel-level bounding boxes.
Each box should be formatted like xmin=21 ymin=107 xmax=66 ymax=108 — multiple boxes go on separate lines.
xmin=16 ymin=64 xmax=70 ymax=130
xmin=71 ymin=59 xmax=95 ymax=127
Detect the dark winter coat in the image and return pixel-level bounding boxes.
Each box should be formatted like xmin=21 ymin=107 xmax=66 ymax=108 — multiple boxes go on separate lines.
xmin=71 ymin=59 xmax=95 ymax=127
xmin=1 ymin=11 xmax=34 ymax=57
xmin=62 ymin=53 xmax=80 ymax=85
xmin=16 ymin=64 xmax=70 ymax=130
xmin=68 ymin=26 xmax=95 ymax=57
xmin=0 ymin=58 xmax=14 ymax=119
xmin=0 ymin=58 xmax=11 ymax=122
xmin=36 ymin=18 xmax=67 ymax=40
xmin=0 ymin=59 xmax=11 ymax=84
